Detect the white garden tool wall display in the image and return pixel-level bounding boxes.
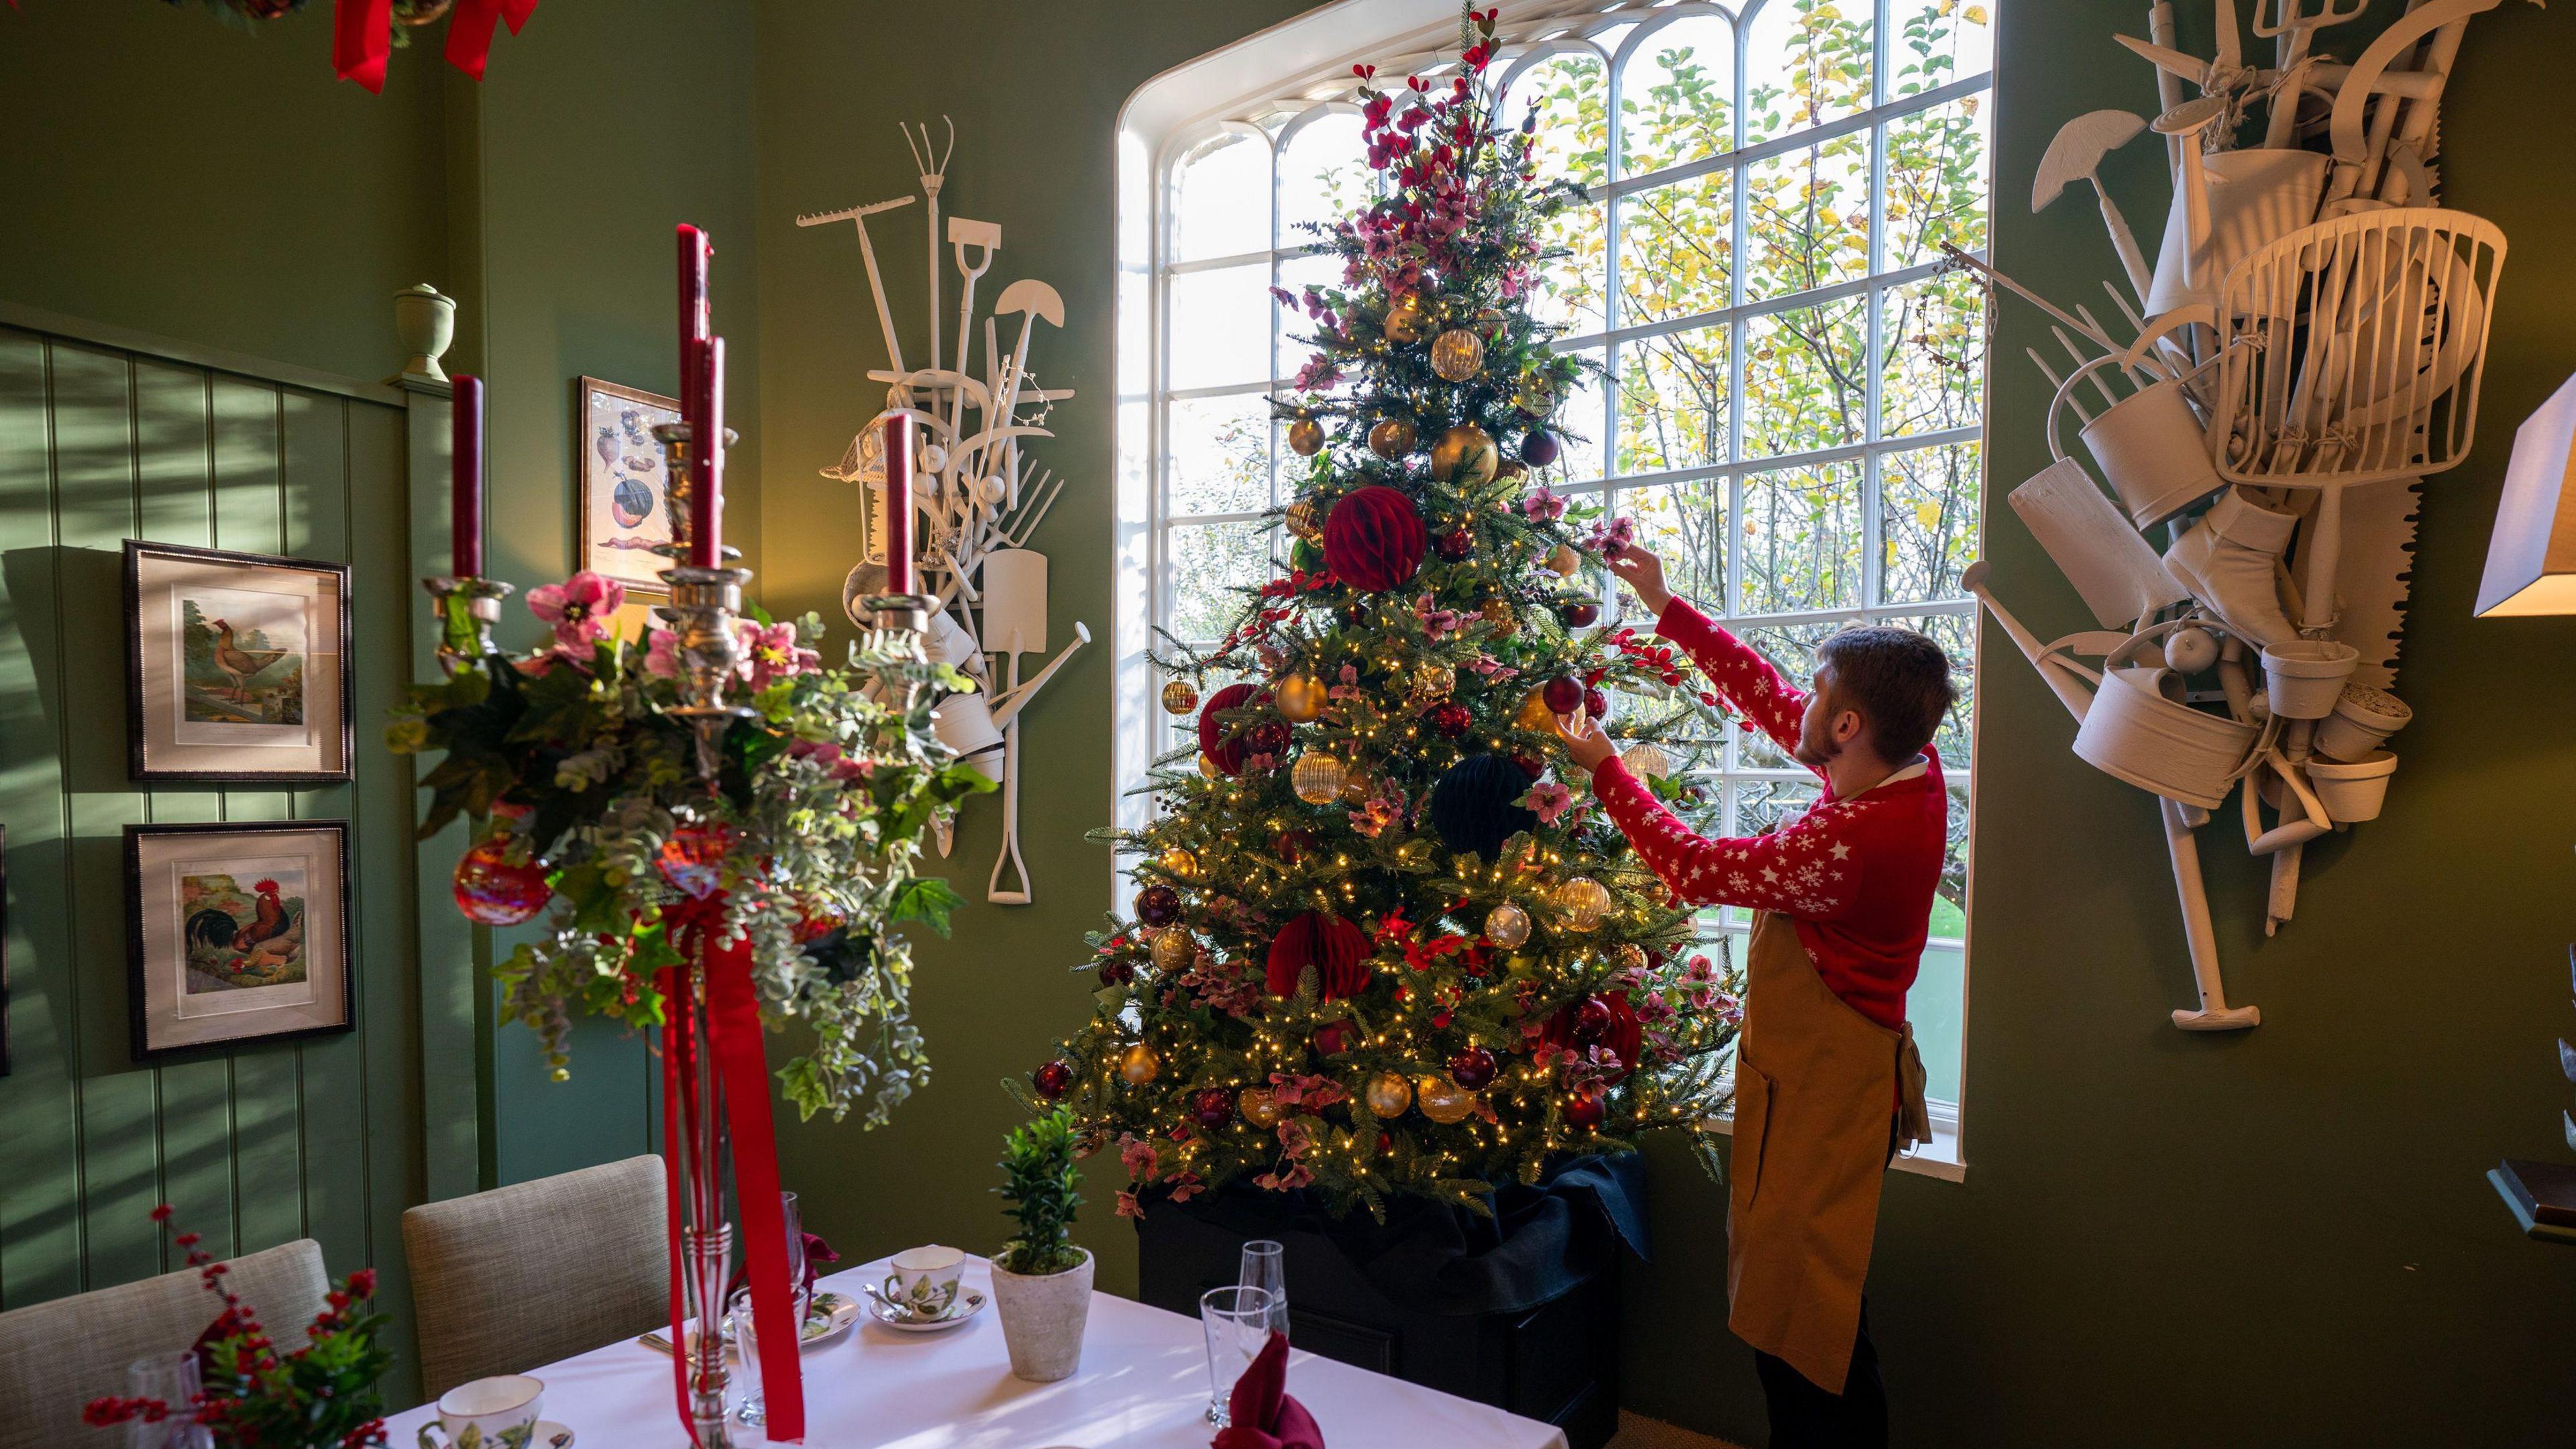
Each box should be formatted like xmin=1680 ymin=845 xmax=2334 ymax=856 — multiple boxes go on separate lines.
xmin=799 ymin=118 xmax=1089 ymax=904
xmin=1964 ymin=0 xmax=2521 ymax=1030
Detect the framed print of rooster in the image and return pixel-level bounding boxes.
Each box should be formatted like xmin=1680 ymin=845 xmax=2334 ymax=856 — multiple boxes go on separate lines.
xmin=123 ymin=540 xmax=353 ymax=783
xmin=124 ymin=820 xmax=352 ymax=1061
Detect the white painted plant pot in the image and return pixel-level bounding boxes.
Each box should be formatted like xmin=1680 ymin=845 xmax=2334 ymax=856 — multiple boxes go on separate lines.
xmin=2305 ymin=750 xmax=2398 ymax=823
xmin=2072 ymin=666 xmax=2261 ymax=810
xmin=930 ymin=690 xmax=1005 ymax=775
xmin=990 ymin=1247 xmax=1094 ymax=1383
xmin=2258 ymin=639 xmax=2361 ymax=720
xmin=394 ymin=283 xmax=456 ymax=382
xmin=2314 ymin=684 xmax=2412 ymax=763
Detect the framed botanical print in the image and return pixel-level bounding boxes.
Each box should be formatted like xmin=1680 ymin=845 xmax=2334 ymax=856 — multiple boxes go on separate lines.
xmin=126 ymin=820 xmax=352 ymax=1061
xmin=577 ymin=376 xmax=682 ymax=598
xmin=125 ymin=540 xmax=352 ymax=784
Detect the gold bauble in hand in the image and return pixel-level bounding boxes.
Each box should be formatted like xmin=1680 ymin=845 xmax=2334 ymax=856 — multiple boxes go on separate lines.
xmin=1275 ymin=674 xmax=1328 ymax=722
xmin=1429 ymin=424 xmax=1499 ymax=487
xmin=1368 ymin=417 xmax=1419 ymax=460
xmin=1416 ymin=1074 xmax=1478 ymax=1124
xmin=1619 ymin=742 xmax=1672 ymax=779
xmin=1544 ymin=543 xmax=1581 ymax=578
xmin=1287 ymin=416 xmax=1326 ymax=457
xmin=1163 ymin=679 xmax=1199 ymax=714
xmin=1364 ymin=1070 xmax=1415 ymax=1118
xmin=1385 ymin=293 xmax=1430 ymax=345
xmin=1118 ymin=1042 xmax=1162 ymax=1085
xmin=1430 ymin=327 xmax=1487 ymax=382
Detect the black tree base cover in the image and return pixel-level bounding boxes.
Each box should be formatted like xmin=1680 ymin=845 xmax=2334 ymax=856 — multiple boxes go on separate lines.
xmin=1135 ymin=1153 xmax=1646 ymax=1449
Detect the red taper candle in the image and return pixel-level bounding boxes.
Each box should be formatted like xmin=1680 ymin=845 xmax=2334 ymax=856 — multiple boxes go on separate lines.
xmin=451 ymin=374 xmax=486 ymax=578
xmin=881 ymin=415 xmax=912 ymax=595
xmin=677 ymin=225 xmax=710 ymax=440
xmin=688 ymin=337 xmax=724 ymax=568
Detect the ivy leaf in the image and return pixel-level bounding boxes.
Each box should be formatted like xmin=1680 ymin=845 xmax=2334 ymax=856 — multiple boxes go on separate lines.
xmin=888 ymin=877 xmax=968 ymax=937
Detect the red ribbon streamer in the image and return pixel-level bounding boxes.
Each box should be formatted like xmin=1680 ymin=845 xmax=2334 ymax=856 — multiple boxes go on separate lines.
xmin=664 ymin=895 xmax=806 ymax=1443
xmin=444 ymin=0 xmax=538 ymax=82
xmin=331 ymin=0 xmax=392 ymax=93
xmin=657 ymin=965 xmax=694 ymax=1443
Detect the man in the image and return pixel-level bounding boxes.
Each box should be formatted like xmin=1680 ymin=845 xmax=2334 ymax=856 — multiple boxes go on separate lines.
xmin=1560 ymin=541 xmax=1952 ymax=1449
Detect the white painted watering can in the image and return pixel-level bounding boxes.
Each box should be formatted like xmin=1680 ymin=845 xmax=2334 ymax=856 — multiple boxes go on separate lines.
xmin=2145 ymin=146 xmax=2331 ymax=318
xmin=2045 ymin=336 xmax=2232 ymax=531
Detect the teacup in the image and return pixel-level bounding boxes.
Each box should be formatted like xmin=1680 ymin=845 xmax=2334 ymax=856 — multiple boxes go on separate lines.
xmin=880 ymin=1244 xmax=967 ymax=1319
xmin=417 ymin=1374 xmax=543 ymax=1449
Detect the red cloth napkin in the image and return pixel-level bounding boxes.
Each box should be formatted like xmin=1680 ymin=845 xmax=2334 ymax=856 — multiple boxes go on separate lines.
xmin=1212 ymin=1330 xmax=1324 ymax=1449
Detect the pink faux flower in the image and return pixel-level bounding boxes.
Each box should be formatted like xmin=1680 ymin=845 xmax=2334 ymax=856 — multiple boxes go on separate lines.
xmin=1521 ymin=486 xmax=1567 ymax=523
xmin=1114 ymin=1191 xmax=1144 ymax=1219
xmin=643 ymin=628 xmax=682 ymax=679
xmin=527 ymin=572 xmax=624 ymax=649
xmin=788 ymin=738 xmax=872 ymax=784
xmin=739 ymin=620 xmax=821 ymax=691
xmin=1519 ymin=780 xmax=1574 ymax=826
xmin=1118 ymin=1131 xmax=1160 ymax=1183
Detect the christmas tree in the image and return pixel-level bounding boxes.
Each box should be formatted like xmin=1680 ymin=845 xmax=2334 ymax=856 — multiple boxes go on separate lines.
xmin=1014 ymin=12 xmax=1743 ymax=1219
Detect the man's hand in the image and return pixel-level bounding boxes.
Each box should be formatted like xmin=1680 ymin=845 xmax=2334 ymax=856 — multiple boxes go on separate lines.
xmin=1560 ymin=709 xmax=1619 ymax=773
xmin=1604 ymin=541 xmax=1674 ymax=617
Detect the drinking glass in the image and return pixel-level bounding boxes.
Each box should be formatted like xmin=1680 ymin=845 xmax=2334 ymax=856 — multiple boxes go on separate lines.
xmin=125 ymin=1352 xmax=212 ymax=1449
xmin=780 ymin=1190 xmax=810 ymax=1325
xmin=728 ymin=1287 xmax=765 ymax=1428
xmin=1237 ymin=1239 xmax=1289 ymax=1336
xmin=1199 ymin=1285 xmax=1276 ymax=1427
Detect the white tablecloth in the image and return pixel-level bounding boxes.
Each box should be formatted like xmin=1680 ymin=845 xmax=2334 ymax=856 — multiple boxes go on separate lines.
xmin=386 ymin=1254 xmax=1570 ymax=1449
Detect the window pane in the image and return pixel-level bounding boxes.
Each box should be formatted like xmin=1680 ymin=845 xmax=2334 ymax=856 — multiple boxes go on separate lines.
xmin=1888 ymin=0 xmax=1995 ymax=97
xmin=1911 ymin=940 xmax=1966 ymax=1102
xmin=1882 ymin=95 xmax=1992 ymax=270
xmin=1168 ymin=262 xmax=1271 ymax=390
xmin=1168 ymin=394 xmax=1273 ymax=518
xmin=1742 ymin=0 xmax=1874 ymax=144
xmin=1536 ymin=194 xmax=1610 ymax=340
xmin=1502 ymin=50 xmax=1609 ymax=188
xmin=1736 ymin=776 xmax=1822 ymax=837
xmin=1619 ymin=16 xmax=1738 ymax=178
xmin=1878 ymin=443 xmax=1983 ymax=605
xmin=1618 ymin=475 xmax=1726 ymax=619
xmin=1619 ymin=171 xmax=1733 ymax=327
xmin=1617 ymin=326 xmax=1729 ymax=478
xmin=1879 ymin=610 xmax=1977 ymax=765
xmin=1166 ymin=521 xmax=1273 ymax=643
xmin=1175 ymin=131 xmax=1271 ymax=262
xmin=1733 ymin=621 xmax=1839 ymax=767
xmin=1744 ymin=134 xmax=1872 ymax=301
xmin=1880 ymin=272 xmax=1986 ymax=437
xmin=1743 ymin=299 xmax=1867 ymax=459
xmin=1277 ymin=250 xmax=1345 ymax=381
xmin=1279 ymin=110 xmax=1367 ymax=244
xmin=1740 ymin=458 xmax=1864 ymax=614
xmin=1546 ymin=345 xmax=1609 ymax=483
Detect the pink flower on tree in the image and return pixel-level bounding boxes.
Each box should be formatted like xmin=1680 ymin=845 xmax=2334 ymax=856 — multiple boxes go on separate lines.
xmin=527 ymin=572 xmax=624 ymax=651
xmin=739 ymin=620 xmax=821 ymax=690
xmin=1517 ymin=779 xmax=1574 ymax=826
xmin=1521 ymin=486 xmax=1568 ymax=523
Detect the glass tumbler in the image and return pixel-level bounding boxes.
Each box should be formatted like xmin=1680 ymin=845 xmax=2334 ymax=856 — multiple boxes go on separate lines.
xmin=1199 ymin=1284 xmax=1277 ymax=1427
xmin=125 ymin=1351 xmax=212 ymax=1449
xmin=780 ymin=1190 xmax=810 ymax=1326
xmin=1237 ymin=1239 xmax=1289 ymax=1336
xmin=729 ymin=1286 xmax=765 ymax=1428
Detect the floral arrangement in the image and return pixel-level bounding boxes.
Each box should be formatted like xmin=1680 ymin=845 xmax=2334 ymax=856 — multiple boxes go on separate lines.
xmin=390 ymin=571 xmax=991 ymax=1126
xmin=84 ymin=1206 xmax=392 ymax=1449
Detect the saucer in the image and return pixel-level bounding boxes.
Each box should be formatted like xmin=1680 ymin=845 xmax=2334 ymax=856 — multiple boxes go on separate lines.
xmin=533 ymin=1424 xmax=574 ymax=1448
xmin=865 ymin=1287 xmax=985 ymax=1333
xmin=802 ymin=1291 xmax=861 ymax=1348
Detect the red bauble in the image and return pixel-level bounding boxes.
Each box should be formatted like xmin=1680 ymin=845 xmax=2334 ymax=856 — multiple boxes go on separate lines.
xmin=1322 ymin=486 xmax=1429 ymax=593
xmin=1197 ymin=682 xmax=1265 ymax=777
xmin=1558 ymin=598 xmax=1601 ymax=628
xmin=1507 ymin=750 xmax=1544 ymax=776
xmin=656 ymin=822 xmax=737 ymax=900
xmin=1267 ymin=911 xmax=1372 ymax=1000
xmin=1099 ymin=959 xmax=1137 ymax=987
xmin=1313 ymin=1020 xmax=1357 ymax=1056
xmin=1246 ymin=720 xmax=1292 ymax=756
xmin=1431 ymin=702 xmax=1473 ymax=739
xmin=1570 ymin=996 xmax=1613 ymax=1042
xmin=1193 ymin=1088 xmax=1236 ymax=1128
xmin=1583 ymin=687 xmax=1609 ymax=718
xmin=1564 ymin=1091 xmax=1606 ymax=1130
xmin=1034 ymin=1061 xmax=1073 ymax=1100
xmin=1544 ymin=993 xmax=1644 ymax=1080
xmin=1450 ymin=1045 xmax=1498 ymax=1090
xmin=452 ymin=836 xmax=549 ymax=926
xmin=1521 ymin=430 xmax=1562 ymax=468
xmin=1438 ymin=529 xmax=1475 ymax=561
xmin=1135 ymin=883 xmax=1183 ymax=926
xmin=1273 ymin=829 xmax=1316 ymax=865
xmin=1541 ymin=676 xmax=1584 ymax=714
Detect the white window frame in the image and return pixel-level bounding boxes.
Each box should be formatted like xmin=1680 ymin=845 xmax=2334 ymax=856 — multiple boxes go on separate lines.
xmin=1114 ymin=0 xmax=1990 ymax=1179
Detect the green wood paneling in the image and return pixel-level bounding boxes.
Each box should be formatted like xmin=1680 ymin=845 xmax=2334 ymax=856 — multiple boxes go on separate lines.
xmin=0 ymin=322 xmax=425 ymax=1401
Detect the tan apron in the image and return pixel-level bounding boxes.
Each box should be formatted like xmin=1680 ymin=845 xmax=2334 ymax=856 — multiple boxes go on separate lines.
xmin=1726 ymin=910 xmax=1933 ymax=1393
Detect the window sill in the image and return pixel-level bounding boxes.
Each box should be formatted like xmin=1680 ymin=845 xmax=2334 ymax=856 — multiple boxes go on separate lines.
xmin=1698 ymin=1100 xmax=1967 ymax=1184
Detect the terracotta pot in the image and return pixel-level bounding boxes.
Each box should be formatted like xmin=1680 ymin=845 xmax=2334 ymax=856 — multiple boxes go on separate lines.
xmin=991 ymin=1247 xmax=1094 ymax=1383
xmin=2305 ymin=750 xmax=2398 ymax=824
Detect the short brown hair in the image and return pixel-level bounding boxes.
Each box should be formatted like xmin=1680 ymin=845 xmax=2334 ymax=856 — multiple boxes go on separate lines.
xmin=1815 ymin=626 xmax=1955 ymax=762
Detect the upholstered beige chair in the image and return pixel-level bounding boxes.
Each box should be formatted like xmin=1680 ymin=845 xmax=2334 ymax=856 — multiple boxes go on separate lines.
xmin=0 ymin=1238 xmax=329 ymax=1449
xmin=403 ymin=1154 xmax=667 ymax=1401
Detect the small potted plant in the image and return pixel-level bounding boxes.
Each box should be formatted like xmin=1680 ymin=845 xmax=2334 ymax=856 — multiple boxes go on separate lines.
xmin=988 ymin=1106 xmax=1093 ymax=1382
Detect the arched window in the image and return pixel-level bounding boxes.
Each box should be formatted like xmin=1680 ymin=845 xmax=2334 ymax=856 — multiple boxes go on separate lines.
xmin=1118 ymin=0 xmax=1994 ymax=1167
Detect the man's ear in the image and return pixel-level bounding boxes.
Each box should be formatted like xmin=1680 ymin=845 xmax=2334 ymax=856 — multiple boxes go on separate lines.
xmin=1833 ymin=706 xmax=1868 ymax=749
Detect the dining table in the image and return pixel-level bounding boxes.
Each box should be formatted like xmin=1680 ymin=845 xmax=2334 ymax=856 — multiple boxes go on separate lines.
xmin=384 ymin=1252 xmax=1572 ymax=1448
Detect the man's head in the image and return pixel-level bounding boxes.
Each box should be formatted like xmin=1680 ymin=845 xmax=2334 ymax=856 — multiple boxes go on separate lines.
xmin=1795 ymin=626 xmax=1956 ymax=771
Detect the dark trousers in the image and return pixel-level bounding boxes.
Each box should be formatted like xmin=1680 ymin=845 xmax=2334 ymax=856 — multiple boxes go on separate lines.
xmin=1754 ymin=1300 xmax=1886 ymax=1448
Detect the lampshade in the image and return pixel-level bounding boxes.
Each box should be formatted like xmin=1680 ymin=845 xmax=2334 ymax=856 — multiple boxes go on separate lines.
xmin=2475 ymin=370 xmax=2576 ymax=616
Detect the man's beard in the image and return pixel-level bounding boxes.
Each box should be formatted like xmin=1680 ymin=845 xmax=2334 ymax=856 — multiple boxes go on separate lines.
xmin=1792 ymin=717 xmax=1840 ymax=769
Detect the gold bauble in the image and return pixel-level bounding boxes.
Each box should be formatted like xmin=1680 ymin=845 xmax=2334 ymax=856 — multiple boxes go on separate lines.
xmin=1516 ymin=690 xmax=1558 ymax=730
xmin=1556 ymin=876 xmax=1612 ymax=931
xmin=1495 ymin=458 xmax=1527 ymax=480
xmin=1619 ymin=743 xmax=1672 ymax=780
xmin=1364 ymin=1069 xmax=1415 ymax=1118
xmin=1118 ymin=1042 xmax=1162 ymax=1085
xmin=1275 ymin=674 xmax=1328 ymax=723
xmin=1285 ymin=498 xmax=1324 ymax=541
xmin=1160 ymin=846 xmax=1200 ymax=879
xmin=1198 ymin=753 xmax=1221 ymax=780
xmin=1385 ymin=293 xmax=1430 ymax=345
xmin=1514 ymin=372 xmax=1561 ymax=416
xmin=1483 ymin=901 xmax=1532 ymax=948
xmin=1416 ymin=1074 xmax=1477 ymax=1124
xmin=1287 ymin=417 xmax=1326 ymax=457
xmin=1291 ymin=751 xmax=1348 ymax=805
xmin=1412 ymin=661 xmax=1456 ymax=702
xmin=1163 ymin=679 xmax=1200 ymax=715
xmin=1481 ymin=598 xmax=1519 ymax=635
xmin=1545 ymin=543 xmax=1582 ymax=578
xmin=1615 ymin=943 xmax=1650 ymax=975
xmin=1474 ymin=305 xmax=1508 ymax=337
xmin=1239 ymin=1086 xmax=1285 ymax=1128
xmin=1430 ymin=328 xmax=1487 ymax=383
xmin=1151 ymin=928 xmax=1195 ymax=971
xmin=1428 ymin=424 xmax=1499 ymax=488
xmin=1368 ymin=417 xmax=1419 ymax=460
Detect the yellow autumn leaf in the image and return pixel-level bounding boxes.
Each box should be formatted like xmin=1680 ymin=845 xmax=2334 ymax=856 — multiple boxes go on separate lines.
xmin=1914 ymin=500 xmax=1943 ymax=529
xmin=1964 ymin=4 xmax=1988 ymax=23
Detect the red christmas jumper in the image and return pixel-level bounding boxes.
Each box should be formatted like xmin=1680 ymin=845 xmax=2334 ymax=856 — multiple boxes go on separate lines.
xmin=1587 ymin=597 xmax=1947 ymax=1030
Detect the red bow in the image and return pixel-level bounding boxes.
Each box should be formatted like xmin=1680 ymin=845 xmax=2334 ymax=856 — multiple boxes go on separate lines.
xmin=333 ymin=0 xmax=537 ymax=93
xmin=1212 ymin=1332 xmax=1325 ymax=1449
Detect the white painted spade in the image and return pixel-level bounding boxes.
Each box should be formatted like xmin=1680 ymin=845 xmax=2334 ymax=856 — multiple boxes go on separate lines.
xmin=980 ymin=548 xmax=1089 ymax=905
